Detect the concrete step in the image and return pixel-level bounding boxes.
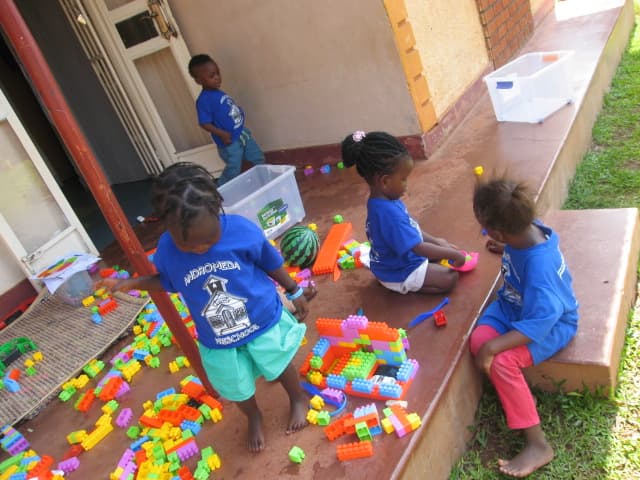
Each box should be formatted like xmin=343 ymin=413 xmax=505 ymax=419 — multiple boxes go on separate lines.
xmin=525 ymin=208 xmax=640 ymax=393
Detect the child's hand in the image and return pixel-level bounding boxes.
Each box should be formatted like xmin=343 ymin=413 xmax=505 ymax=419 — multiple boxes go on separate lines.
xmin=292 ymin=285 xmax=318 ymax=321
xmin=435 ymin=237 xmax=458 ymax=250
xmin=475 ymin=343 xmax=495 ymax=376
xmin=486 ymin=239 xmax=505 ymax=254
xmin=218 ymin=131 xmax=232 ymax=145
xmin=95 ymin=277 xmax=133 ymax=294
xmin=448 ymin=250 xmax=468 ymax=268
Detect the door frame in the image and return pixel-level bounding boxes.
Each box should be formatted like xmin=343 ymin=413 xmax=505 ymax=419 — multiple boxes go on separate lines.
xmin=79 ymin=0 xmax=223 ymax=173
xmin=0 ymin=88 xmax=98 ymax=281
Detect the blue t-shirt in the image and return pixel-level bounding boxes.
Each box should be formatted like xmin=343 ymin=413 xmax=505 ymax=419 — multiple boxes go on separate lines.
xmin=196 ymin=89 xmax=245 ymax=147
xmin=479 ymin=222 xmax=579 ymax=364
xmin=153 ymin=214 xmax=283 ymax=349
xmin=365 ymin=198 xmax=425 ymax=282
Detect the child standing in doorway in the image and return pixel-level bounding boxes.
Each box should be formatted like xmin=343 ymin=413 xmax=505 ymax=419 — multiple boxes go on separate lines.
xmin=101 ymin=162 xmax=315 ymax=452
xmin=341 ymin=130 xmax=466 ymax=294
xmin=188 ymin=54 xmax=264 ymax=186
xmin=470 ymin=179 xmax=579 ymax=477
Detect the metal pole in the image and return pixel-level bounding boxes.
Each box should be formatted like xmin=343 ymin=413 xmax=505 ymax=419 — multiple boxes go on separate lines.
xmin=0 ymin=0 xmax=216 ymax=396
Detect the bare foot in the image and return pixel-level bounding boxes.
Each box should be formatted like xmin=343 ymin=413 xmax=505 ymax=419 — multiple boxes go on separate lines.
xmin=498 ymin=441 xmax=554 ymax=477
xmin=286 ymin=396 xmax=308 ymax=434
xmin=247 ymin=410 xmax=265 ymax=453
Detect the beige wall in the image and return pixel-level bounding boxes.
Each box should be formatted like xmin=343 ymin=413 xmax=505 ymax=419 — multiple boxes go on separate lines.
xmin=0 ymin=246 xmax=26 ymax=295
xmin=169 ymin=0 xmax=420 ymax=151
xmin=405 ymin=0 xmax=490 ymax=118
xmin=530 ymin=0 xmax=548 ymax=16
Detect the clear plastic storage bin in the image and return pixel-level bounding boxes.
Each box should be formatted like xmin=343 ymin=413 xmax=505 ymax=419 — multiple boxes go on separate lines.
xmin=483 ymin=50 xmax=574 ymax=123
xmin=218 ymin=165 xmax=305 ymax=239
xmin=55 ymin=269 xmax=94 ymax=306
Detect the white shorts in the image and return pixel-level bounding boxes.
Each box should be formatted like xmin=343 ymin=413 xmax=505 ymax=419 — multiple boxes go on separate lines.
xmin=378 ymin=260 xmax=429 ymax=294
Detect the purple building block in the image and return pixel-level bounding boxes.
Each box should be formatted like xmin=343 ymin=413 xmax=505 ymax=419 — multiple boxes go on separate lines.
xmin=117 ymin=449 xmax=135 ymax=468
xmin=321 ymin=387 xmax=345 ymax=405
xmin=116 ymin=408 xmax=133 ymax=428
xmin=58 ymin=456 xmax=80 ymax=473
xmin=344 ymin=315 xmax=368 ymax=330
xmin=176 ymin=440 xmax=199 ymax=462
xmin=115 ymin=381 xmax=131 ymax=398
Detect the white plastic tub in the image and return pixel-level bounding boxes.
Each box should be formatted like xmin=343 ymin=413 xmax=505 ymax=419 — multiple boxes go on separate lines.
xmin=217 ymin=165 xmax=305 ymax=239
xmin=483 ymin=50 xmax=574 ymax=123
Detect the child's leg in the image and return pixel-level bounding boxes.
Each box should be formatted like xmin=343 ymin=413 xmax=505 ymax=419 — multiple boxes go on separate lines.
xmin=276 ymin=363 xmax=308 ymax=434
xmin=418 ymin=263 xmax=458 ymax=294
xmin=235 ymin=396 xmax=265 ymax=453
xmin=241 ymin=130 xmax=265 ymax=166
xmin=470 ymin=326 xmax=553 ymax=477
xmin=217 ymin=140 xmax=244 ymax=186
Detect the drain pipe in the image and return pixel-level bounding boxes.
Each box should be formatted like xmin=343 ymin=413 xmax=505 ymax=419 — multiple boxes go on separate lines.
xmin=0 ymin=0 xmax=217 ymax=397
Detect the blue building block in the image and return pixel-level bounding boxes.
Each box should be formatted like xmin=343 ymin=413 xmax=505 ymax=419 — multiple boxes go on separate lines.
xmin=351 ymin=378 xmax=374 ymax=394
xmin=130 ymin=435 xmax=150 ymax=452
xmin=312 ymin=338 xmax=330 ymax=357
xmin=181 ymin=420 xmax=201 ymax=436
xmin=326 ymin=374 xmax=347 ymax=389
xmin=156 ymin=387 xmax=176 ymax=400
xmin=378 ymin=382 xmax=402 ymax=398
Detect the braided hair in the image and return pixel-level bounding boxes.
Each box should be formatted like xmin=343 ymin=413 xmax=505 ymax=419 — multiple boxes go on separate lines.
xmin=341 ymin=131 xmax=409 ymax=182
xmin=473 ymin=179 xmax=536 ymax=235
xmin=151 ymin=162 xmax=224 ymax=240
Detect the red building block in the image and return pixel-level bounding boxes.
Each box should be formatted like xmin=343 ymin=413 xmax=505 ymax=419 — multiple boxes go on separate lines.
xmin=433 ymin=310 xmax=447 ymax=327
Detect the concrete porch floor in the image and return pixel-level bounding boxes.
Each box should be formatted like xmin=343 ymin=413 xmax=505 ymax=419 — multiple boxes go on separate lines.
xmin=1 ymin=1 xmax=634 ymax=479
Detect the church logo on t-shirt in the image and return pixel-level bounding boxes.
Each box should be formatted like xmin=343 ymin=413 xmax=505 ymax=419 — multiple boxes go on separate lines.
xmin=201 ymin=275 xmax=249 ymax=336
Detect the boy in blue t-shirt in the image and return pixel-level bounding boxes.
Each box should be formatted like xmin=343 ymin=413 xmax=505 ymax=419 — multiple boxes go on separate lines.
xmin=188 ymin=54 xmax=264 ymax=186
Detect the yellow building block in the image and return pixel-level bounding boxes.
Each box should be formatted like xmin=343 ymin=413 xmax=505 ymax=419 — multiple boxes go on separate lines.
xmin=309 ymin=395 xmax=325 ymax=411
xmin=208 ymin=452 xmax=221 ymax=470
xmin=406 ymin=412 xmax=422 ymax=430
xmin=381 ymin=417 xmax=394 ymax=434
xmin=32 ymin=351 xmax=43 ymax=362
xmin=306 ymin=409 xmax=319 ymax=425
xmin=81 ymin=295 xmax=95 ymax=307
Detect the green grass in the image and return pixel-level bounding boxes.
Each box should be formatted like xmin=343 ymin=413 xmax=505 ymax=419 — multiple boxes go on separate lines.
xmin=451 ymin=9 xmax=640 ymax=480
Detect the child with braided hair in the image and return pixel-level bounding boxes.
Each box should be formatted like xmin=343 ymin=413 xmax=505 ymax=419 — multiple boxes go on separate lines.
xmin=100 ymin=162 xmax=315 ymax=452
xmin=341 ymin=131 xmax=465 ymax=294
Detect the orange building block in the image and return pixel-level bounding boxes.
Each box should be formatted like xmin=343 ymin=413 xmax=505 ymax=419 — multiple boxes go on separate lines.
xmin=7 ymin=368 xmax=20 ymax=380
xmin=336 ymin=441 xmax=373 ymax=461
xmin=312 ymin=223 xmax=353 ymax=275
xmin=315 ymin=318 xmax=344 ymax=337
xmin=181 ymin=381 xmax=205 ymax=399
xmin=200 ymin=394 xmax=223 ymax=411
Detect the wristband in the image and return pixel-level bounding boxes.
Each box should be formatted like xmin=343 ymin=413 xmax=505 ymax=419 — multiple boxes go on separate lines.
xmin=285 ymin=286 xmax=304 ymax=301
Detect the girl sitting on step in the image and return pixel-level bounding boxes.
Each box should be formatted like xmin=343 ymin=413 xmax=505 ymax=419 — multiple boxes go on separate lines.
xmin=471 ymin=179 xmax=579 ymax=478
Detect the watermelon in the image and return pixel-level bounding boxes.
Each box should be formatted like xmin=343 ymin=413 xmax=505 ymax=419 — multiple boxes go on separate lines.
xmin=280 ymin=226 xmax=320 ymax=268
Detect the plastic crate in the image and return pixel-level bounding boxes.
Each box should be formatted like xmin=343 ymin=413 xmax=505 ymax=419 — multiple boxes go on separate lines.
xmin=55 ymin=270 xmax=93 ymax=306
xmin=217 ymin=165 xmax=305 ymax=239
xmin=483 ymin=50 xmax=574 ymax=123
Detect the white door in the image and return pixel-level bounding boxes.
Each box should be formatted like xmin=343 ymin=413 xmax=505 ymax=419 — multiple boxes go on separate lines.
xmin=80 ymin=0 xmax=224 ymax=174
xmin=0 ymin=89 xmax=98 ymax=285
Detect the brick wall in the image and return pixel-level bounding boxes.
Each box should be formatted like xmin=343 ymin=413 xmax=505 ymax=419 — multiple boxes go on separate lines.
xmin=476 ymin=0 xmax=534 ymax=68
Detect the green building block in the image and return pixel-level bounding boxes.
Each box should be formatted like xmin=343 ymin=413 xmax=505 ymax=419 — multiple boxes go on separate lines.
xmin=126 ymin=426 xmax=140 ymax=439
xmin=288 ymin=445 xmax=305 ymax=464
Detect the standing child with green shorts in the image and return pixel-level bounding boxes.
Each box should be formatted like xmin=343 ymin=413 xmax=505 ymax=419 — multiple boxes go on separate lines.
xmin=101 ymin=162 xmax=316 ymax=452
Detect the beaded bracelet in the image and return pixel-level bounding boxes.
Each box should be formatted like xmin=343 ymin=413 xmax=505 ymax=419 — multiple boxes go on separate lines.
xmin=285 ymin=286 xmax=304 ymax=301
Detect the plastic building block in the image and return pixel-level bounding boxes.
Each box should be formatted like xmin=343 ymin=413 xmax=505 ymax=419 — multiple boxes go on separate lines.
xmin=303 ymin=165 xmax=314 ymax=176
xmin=312 ymin=222 xmax=353 ymax=275
xmin=288 ymin=446 xmax=305 ymax=464
xmin=320 ymin=164 xmax=331 ymax=174
xmin=4 ymin=378 xmax=20 ymax=393
xmin=57 ymin=456 xmax=79 ymax=473
xmin=309 ymin=395 xmax=325 ymax=411
xmin=474 ymin=165 xmax=484 ymax=176
xmin=434 ymin=310 xmax=447 ymax=327
xmin=336 ymin=441 xmax=373 ymax=461
xmin=116 ymin=407 xmax=133 ymax=428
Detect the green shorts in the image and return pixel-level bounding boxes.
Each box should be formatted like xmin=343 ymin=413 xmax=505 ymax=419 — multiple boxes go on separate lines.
xmin=199 ymin=309 xmax=306 ymax=401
